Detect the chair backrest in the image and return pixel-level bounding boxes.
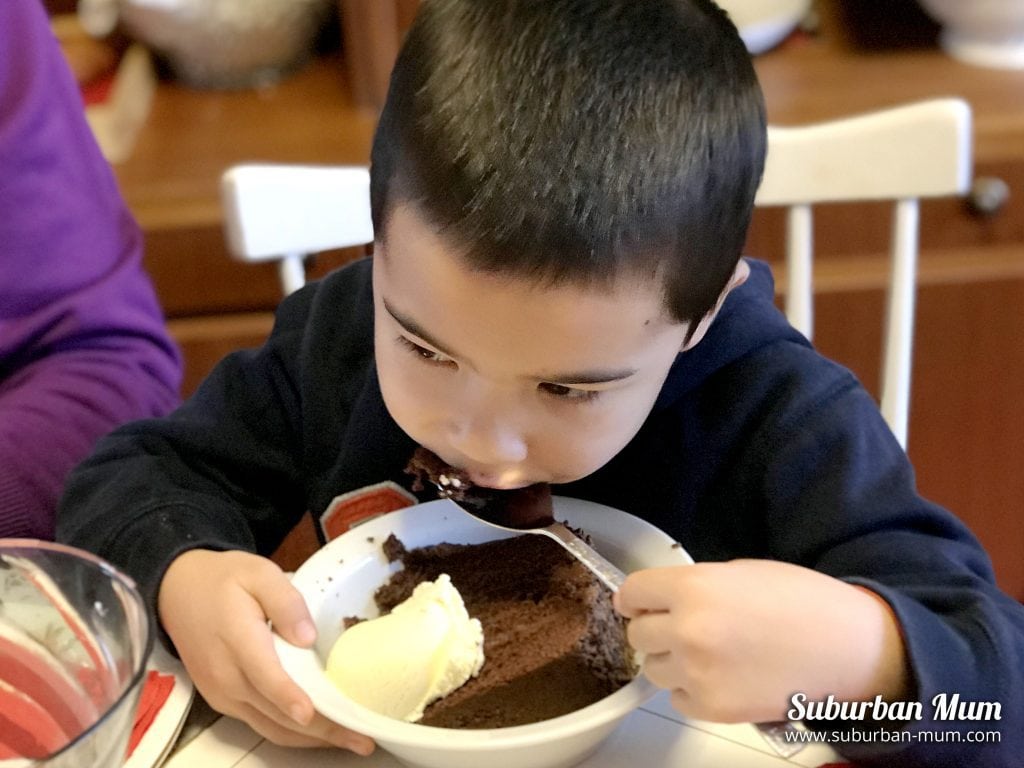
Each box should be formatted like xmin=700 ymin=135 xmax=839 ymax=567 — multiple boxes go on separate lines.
xmin=756 ymin=98 xmax=972 ymax=447
xmin=221 ymin=164 xmax=374 ymax=296
xmin=220 ymin=97 xmax=972 ymax=448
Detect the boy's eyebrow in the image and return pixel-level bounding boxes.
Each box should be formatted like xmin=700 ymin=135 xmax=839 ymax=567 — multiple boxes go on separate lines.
xmin=383 ymin=298 xmax=460 ymax=359
xmin=535 ymin=367 xmax=638 ymax=386
xmin=383 ymin=298 xmax=637 ymax=386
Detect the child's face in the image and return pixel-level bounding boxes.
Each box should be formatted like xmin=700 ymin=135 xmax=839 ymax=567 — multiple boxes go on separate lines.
xmin=372 ymin=204 xmax=729 ymax=490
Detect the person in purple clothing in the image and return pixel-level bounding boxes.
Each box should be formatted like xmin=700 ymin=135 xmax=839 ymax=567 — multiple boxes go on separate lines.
xmin=0 ymin=0 xmax=182 ymax=539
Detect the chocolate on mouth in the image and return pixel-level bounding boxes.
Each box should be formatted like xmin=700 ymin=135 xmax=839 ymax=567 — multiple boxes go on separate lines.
xmin=404 ymin=447 xmax=475 ymax=500
xmin=404 ymin=447 xmax=554 ymax=529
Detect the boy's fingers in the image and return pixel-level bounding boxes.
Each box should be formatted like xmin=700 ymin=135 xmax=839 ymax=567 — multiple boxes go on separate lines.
xmin=247 ymin=567 xmax=317 ymax=648
xmin=625 ymin=611 xmax=674 ymax=655
xmin=615 ymin=566 xmax=687 ymax=616
xmin=242 ymin=667 xmax=314 ymax=729
xmin=307 ymin=711 xmax=376 ymax=755
xmin=642 ymin=649 xmax=685 ymax=691
xmin=240 ymin=702 xmax=328 ymax=747
xmin=276 ymin=615 xmax=317 ymax=648
xmin=240 ymin=703 xmax=374 ymax=753
xmin=219 ymin=593 xmax=316 ymax=727
xmin=232 ymin=622 xmax=317 ymax=726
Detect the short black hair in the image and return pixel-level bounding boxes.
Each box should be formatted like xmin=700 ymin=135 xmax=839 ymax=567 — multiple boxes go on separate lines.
xmin=370 ymin=0 xmax=766 ymax=331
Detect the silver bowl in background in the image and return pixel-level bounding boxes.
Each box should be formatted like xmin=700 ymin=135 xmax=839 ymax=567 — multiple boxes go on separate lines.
xmin=80 ymin=0 xmax=336 ymax=89
xmin=916 ymin=0 xmax=1024 ymax=69
xmin=715 ymin=0 xmax=813 ymax=54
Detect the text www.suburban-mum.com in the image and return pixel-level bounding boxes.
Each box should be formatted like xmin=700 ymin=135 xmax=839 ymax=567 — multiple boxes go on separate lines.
xmin=783 ymin=728 xmax=1003 ymax=745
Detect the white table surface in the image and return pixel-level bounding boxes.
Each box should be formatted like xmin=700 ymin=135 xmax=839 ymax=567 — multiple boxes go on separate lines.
xmin=162 ymin=691 xmax=842 ymax=768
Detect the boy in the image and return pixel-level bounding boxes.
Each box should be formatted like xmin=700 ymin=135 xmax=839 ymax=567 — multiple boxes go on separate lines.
xmin=58 ymin=0 xmax=1023 ymax=765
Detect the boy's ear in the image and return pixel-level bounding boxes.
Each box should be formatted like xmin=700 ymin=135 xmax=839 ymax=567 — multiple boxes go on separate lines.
xmin=679 ymin=259 xmax=750 ymax=352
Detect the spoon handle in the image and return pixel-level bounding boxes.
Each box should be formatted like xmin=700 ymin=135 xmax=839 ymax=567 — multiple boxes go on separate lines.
xmin=544 ymin=522 xmax=626 ymax=591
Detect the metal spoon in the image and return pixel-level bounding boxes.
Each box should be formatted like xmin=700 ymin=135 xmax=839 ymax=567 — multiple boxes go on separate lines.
xmin=430 ymin=474 xmax=626 ymax=592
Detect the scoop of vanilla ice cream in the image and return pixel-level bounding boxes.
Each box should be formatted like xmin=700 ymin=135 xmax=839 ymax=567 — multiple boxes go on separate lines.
xmin=325 ymin=574 xmax=484 ymax=722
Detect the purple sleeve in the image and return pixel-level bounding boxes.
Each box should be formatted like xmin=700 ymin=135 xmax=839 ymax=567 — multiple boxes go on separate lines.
xmin=0 ymin=0 xmax=183 ymax=539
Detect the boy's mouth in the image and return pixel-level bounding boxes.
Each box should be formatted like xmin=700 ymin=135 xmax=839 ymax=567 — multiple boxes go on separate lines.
xmin=422 ymin=448 xmax=534 ymax=490
xmin=464 ymin=472 xmax=531 ymax=491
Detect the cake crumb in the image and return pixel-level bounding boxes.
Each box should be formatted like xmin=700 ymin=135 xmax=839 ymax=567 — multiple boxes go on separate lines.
xmin=382 ymin=533 xmax=407 ymax=562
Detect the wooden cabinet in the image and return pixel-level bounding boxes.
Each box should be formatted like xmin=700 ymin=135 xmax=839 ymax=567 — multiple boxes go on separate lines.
xmin=113 ymin=0 xmax=1024 ymax=597
xmin=114 ymin=55 xmax=378 ymax=395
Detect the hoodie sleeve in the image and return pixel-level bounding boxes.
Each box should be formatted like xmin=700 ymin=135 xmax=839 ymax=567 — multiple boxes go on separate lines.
xmin=759 ymin=365 xmax=1023 ymax=768
xmin=0 ymin=0 xmax=183 ymax=539
xmin=56 ymin=282 xmax=318 ymax=630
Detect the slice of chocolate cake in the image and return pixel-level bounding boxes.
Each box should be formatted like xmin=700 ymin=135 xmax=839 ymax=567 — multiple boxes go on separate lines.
xmin=376 ymin=533 xmax=637 ymax=729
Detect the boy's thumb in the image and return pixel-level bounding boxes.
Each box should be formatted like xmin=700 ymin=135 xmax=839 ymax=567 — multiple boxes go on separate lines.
xmin=260 ymin=580 xmax=318 ymax=648
xmin=280 ymin=616 xmax=318 ymax=647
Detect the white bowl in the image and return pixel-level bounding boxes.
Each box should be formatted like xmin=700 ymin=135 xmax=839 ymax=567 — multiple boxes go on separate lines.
xmin=276 ymin=498 xmax=692 ymax=768
xmin=715 ymin=0 xmax=812 ymax=55
xmin=916 ymin=0 xmax=1024 ymax=69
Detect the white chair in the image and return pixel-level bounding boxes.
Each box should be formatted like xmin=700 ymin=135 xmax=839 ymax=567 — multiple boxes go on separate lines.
xmin=221 ymin=164 xmax=374 ymax=296
xmin=220 ymin=98 xmax=973 ymax=448
xmin=756 ymin=98 xmax=972 ymax=448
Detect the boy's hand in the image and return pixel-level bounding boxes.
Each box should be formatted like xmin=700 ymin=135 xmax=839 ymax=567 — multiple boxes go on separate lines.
xmin=614 ymin=560 xmax=909 ymax=724
xmin=158 ymin=549 xmax=375 ymax=754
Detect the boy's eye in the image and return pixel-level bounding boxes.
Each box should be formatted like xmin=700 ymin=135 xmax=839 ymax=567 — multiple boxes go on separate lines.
xmin=538 ymin=382 xmax=601 ymax=403
xmin=397 ymin=336 xmax=456 ymax=367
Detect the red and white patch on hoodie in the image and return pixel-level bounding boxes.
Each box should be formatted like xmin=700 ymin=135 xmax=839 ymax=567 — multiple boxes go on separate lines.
xmin=319 ymin=481 xmax=417 ymax=541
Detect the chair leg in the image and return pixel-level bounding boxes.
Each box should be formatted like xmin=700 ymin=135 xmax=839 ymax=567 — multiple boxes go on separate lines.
xmin=785 ymin=204 xmax=814 ymax=340
xmin=279 ymin=253 xmax=307 ymax=296
xmin=880 ymin=198 xmax=920 ymax=449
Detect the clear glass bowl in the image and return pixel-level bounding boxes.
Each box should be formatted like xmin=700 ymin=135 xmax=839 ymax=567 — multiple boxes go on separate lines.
xmin=0 ymin=540 xmax=153 ymax=767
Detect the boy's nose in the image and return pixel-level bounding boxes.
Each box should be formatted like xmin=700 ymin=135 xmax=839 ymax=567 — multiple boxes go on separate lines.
xmin=445 ymin=408 xmax=528 ymax=469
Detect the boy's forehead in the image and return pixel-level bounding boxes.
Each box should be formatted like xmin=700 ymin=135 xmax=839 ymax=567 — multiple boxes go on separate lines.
xmin=376 ymin=205 xmax=685 ymax=348
xmin=377 ymin=202 xmax=673 ymax=308
xmin=377 ymin=201 xmax=455 ymax=256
